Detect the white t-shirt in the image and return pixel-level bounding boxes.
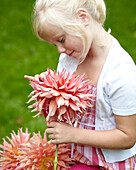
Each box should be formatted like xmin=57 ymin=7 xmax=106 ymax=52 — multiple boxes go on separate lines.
xmin=57 ymin=35 xmax=136 ymax=163
xmin=96 ymin=35 xmax=136 ymax=162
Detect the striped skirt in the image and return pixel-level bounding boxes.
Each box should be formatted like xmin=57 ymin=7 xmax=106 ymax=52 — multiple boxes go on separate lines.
xmin=71 ymin=114 xmax=135 ymax=170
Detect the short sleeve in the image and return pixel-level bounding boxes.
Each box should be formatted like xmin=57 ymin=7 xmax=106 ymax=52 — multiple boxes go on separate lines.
xmin=106 ymin=63 xmax=136 ymax=116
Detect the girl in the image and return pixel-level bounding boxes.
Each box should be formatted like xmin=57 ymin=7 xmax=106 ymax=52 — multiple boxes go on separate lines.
xmin=33 ymin=0 xmax=136 ymax=169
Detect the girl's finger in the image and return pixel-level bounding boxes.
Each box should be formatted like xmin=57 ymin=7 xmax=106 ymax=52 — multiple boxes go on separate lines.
xmin=46 ymin=128 xmax=54 ymax=134
xmin=48 ymin=134 xmax=55 ymax=139
xmin=47 ymin=122 xmax=56 ymax=127
xmin=51 ymin=139 xmax=59 ymax=145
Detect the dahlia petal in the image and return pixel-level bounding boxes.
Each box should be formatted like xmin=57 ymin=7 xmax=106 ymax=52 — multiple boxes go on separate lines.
xmin=58 ymin=68 xmax=66 ymax=85
xmin=31 ymin=107 xmax=39 ymax=112
xmin=34 ymin=74 xmax=41 ymax=81
xmin=27 ymin=96 xmax=36 ymax=103
xmin=69 ymin=95 xmax=80 ymax=102
xmin=33 ymin=112 xmax=43 ymax=118
xmin=50 ymin=89 xmax=60 ymax=96
xmin=24 ymin=75 xmax=36 ymax=82
xmin=43 ymin=131 xmax=48 ymax=143
xmin=58 ymin=106 xmax=67 ymax=120
xmin=41 ymin=78 xmax=52 ymax=87
xmin=63 ymin=99 xmax=69 ymax=107
xmin=67 ymin=86 xmax=78 ymax=93
xmin=51 ymin=77 xmax=59 ymax=89
xmin=32 ymin=165 xmax=36 ymax=170
xmin=10 ymin=133 xmax=18 ymax=146
xmin=60 ymin=92 xmax=73 ymax=100
xmin=65 ymin=111 xmax=72 ymax=125
xmin=28 ymin=90 xmax=35 ymax=97
xmin=67 ymin=82 xmax=77 ymax=91
xmin=56 ymin=96 xmax=65 ymax=108
xmin=29 ymin=82 xmax=38 ymax=90
xmin=68 ymin=108 xmax=76 ymax=123
xmin=59 ymin=83 xmax=67 ymax=90
xmin=46 ymin=70 xmax=53 ymax=86
xmin=59 ymin=72 xmax=70 ymax=90
xmin=66 ymin=76 xmax=78 ymax=89
xmin=28 ymin=103 xmax=37 ymax=109
xmin=69 ymin=102 xmax=81 ymax=112
xmin=6 ymin=136 xmax=16 ymax=147
xmin=39 ymin=98 xmax=46 ymax=111
xmin=39 ymin=71 xmax=47 ymax=79
xmin=46 ymin=99 xmax=57 ymax=121
xmin=39 ymin=92 xmax=53 ymax=98
xmin=77 ymin=93 xmax=93 ymax=99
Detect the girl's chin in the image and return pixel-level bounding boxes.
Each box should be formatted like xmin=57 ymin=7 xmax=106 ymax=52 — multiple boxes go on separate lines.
xmin=71 ymin=55 xmax=79 ymax=60
xmin=70 ymin=53 xmax=80 ymax=60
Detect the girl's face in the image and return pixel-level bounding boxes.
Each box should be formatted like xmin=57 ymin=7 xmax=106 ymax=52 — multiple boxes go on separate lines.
xmin=40 ymin=23 xmax=85 ymax=60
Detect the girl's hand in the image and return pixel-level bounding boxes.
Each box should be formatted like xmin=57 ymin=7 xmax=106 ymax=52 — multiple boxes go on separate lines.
xmin=46 ymin=122 xmax=75 ymax=144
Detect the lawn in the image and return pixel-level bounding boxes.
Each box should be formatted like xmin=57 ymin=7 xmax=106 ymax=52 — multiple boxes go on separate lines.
xmin=0 ymin=0 xmax=136 ymax=144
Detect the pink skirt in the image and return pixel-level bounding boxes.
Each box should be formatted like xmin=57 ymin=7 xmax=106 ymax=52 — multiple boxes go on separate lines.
xmin=69 ymin=163 xmax=102 ymax=170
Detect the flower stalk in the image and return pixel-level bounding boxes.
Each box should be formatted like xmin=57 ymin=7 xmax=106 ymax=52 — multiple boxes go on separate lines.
xmin=54 ymin=144 xmax=58 ymax=170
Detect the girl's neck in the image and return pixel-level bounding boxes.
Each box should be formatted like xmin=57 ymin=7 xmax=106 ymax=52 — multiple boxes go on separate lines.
xmin=77 ymin=27 xmax=112 ymax=86
xmin=88 ymin=27 xmax=112 ymax=60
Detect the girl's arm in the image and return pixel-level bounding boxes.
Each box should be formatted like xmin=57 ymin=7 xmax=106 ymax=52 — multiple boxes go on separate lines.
xmin=46 ymin=114 xmax=136 ymax=149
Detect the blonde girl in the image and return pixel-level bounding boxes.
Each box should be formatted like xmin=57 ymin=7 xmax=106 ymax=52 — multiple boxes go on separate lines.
xmin=33 ymin=0 xmax=136 ymax=169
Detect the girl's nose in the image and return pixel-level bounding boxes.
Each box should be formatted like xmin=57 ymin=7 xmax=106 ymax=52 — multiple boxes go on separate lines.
xmin=57 ymin=44 xmax=66 ymax=54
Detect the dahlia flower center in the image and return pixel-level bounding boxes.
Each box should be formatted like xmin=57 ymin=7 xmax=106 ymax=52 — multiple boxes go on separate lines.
xmin=40 ymin=157 xmax=54 ymax=170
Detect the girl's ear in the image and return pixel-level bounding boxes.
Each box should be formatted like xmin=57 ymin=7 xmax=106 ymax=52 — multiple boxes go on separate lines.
xmin=76 ymin=8 xmax=90 ymax=26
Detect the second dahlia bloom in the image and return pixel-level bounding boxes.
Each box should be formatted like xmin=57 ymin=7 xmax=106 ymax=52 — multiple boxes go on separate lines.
xmin=24 ymin=69 xmax=94 ymax=124
xmin=0 ymin=128 xmax=31 ymax=170
xmin=16 ymin=131 xmax=74 ymax=170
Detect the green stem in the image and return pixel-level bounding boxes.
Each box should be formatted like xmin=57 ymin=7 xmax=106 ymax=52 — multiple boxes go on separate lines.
xmin=54 ymin=144 xmax=58 ymax=170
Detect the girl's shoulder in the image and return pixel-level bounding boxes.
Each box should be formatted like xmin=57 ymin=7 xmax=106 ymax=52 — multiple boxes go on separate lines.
xmin=101 ymin=35 xmax=136 ymax=81
xmin=97 ymin=35 xmax=136 ymax=116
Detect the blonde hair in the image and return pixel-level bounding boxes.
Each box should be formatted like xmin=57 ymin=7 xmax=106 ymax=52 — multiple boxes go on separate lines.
xmin=33 ymin=0 xmax=106 ymax=62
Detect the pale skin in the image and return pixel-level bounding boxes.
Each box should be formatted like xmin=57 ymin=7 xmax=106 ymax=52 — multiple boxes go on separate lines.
xmin=42 ymin=9 xmax=136 ymax=150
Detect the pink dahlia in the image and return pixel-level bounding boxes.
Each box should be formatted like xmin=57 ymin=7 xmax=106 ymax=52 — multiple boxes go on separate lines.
xmin=16 ymin=131 xmax=74 ymax=170
xmin=0 ymin=128 xmax=31 ymax=170
xmin=24 ymin=69 xmax=94 ymax=124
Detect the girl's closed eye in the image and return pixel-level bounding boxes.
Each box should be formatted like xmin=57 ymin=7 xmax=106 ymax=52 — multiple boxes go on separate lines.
xmin=58 ymin=37 xmax=65 ymax=43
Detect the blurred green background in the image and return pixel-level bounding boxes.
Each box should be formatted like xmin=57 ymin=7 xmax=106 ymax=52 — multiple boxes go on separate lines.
xmin=0 ymin=0 xmax=136 ymax=143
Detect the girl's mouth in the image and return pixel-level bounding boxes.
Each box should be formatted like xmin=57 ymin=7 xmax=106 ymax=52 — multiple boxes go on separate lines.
xmin=69 ymin=51 xmax=74 ymax=56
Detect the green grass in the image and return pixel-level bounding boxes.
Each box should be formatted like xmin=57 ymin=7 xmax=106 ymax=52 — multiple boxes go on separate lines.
xmin=105 ymin=0 xmax=136 ymax=63
xmin=0 ymin=0 xmax=59 ymax=142
xmin=0 ymin=0 xmax=136 ymax=144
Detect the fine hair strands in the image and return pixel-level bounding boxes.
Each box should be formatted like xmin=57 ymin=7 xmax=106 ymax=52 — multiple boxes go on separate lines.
xmin=33 ymin=0 xmax=106 ymax=63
